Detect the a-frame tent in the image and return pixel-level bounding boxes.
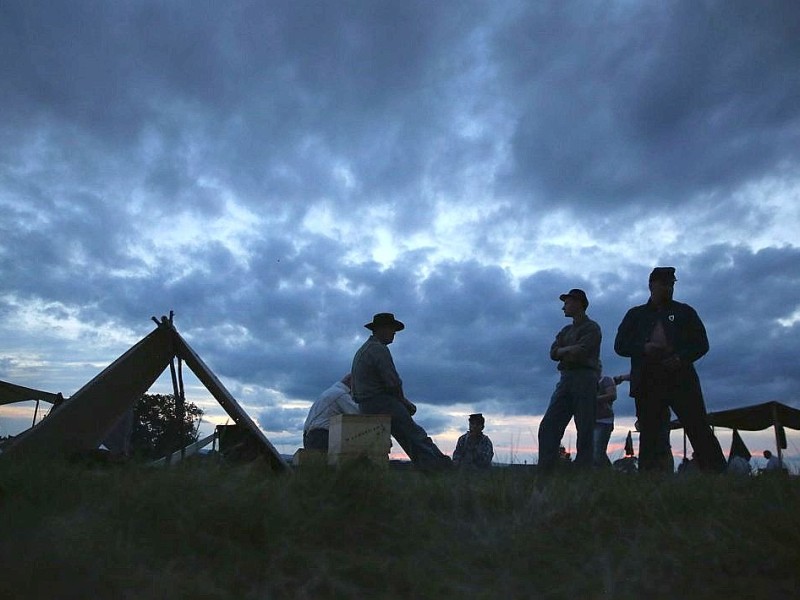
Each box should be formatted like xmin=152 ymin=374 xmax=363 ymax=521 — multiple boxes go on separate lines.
xmin=1 ymin=316 xmax=289 ymax=472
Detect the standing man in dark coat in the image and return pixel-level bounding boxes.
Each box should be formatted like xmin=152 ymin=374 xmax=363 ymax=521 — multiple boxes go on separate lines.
xmin=351 ymin=312 xmax=451 ymax=470
xmin=614 ymin=267 xmax=726 ymax=472
xmin=538 ymin=288 xmax=602 ymax=471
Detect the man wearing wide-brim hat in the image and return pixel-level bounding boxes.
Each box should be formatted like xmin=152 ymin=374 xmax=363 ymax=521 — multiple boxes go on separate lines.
xmin=351 ymin=312 xmax=451 ymax=470
xmin=614 ymin=267 xmax=726 ymax=473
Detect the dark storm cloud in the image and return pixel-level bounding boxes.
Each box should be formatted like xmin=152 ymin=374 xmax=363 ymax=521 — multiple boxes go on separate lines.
xmin=1 ymin=0 xmax=493 ymax=233
xmin=679 ymin=245 xmax=800 ymax=408
xmin=498 ymin=0 xmax=800 ymax=207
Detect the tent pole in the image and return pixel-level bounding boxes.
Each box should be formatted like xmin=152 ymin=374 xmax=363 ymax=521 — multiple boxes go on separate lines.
xmin=177 ymin=357 xmax=186 ymax=460
xmin=31 ymin=399 xmax=40 ymax=427
xmin=169 ymin=357 xmax=181 ymax=465
xmin=772 ymin=403 xmax=783 ymax=469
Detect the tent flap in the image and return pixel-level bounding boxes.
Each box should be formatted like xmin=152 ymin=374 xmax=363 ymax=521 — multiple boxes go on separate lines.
xmin=706 ymin=401 xmax=800 ymax=431
xmin=0 ymin=380 xmax=61 ymax=406
xmin=2 ymin=324 xmax=175 ymax=458
xmin=173 ymin=330 xmax=289 ymax=472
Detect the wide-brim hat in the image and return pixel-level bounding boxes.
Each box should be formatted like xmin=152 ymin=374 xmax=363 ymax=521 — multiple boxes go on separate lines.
xmin=559 ymin=288 xmax=589 ymax=309
xmin=364 ymin=312 xmax=405 ymax=331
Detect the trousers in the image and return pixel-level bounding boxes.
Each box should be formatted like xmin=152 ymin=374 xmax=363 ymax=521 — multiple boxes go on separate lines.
xmin=538 ymin=369 xmax=597 ymax=470
xmin=593 ymin=422 xmax=613 ymax=466
xmin=357 ymin=395 xmax=451 ymax=470
xmin=637 ymin=365 xmax=725 ymax=472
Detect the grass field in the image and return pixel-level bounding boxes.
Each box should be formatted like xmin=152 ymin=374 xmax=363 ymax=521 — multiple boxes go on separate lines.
xmin=1 ymin=457 xmax=798 ymax=599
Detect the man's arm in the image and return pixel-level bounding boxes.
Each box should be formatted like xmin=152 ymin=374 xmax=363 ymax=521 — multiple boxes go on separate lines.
xmin=615 ymin=308 xmax=641 ymax=358
xmin=336 ymin=391 xmax=360 ymax=415
xmin=558 ymin=322 xmax=601 ymax=362
xmin=477 ymin=437 xmax=494 ymax=467
xmin=679 ymin=305 xmax=710 ymax=364
xmin=398 ymin=385 xmax=417 ymax=415
xmin=373 ymin=345 xmax=417 ymax=414
xmin=597 ymin=377 xmax=617 ymax=403
xmin=551 ymin=327 xmax=591 ymax=361
xmin=373 ymin=345 xmax=403 ymax=395
xmin=453 ymin=435 xmax=465 ymax=463
xmin=550 ymin=332 xmax=564 ymax=361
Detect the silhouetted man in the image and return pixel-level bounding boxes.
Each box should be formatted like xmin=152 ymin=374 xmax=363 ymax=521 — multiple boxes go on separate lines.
xmin=614 ymin=267 xmax=726 ymax=472
xmin=351 ymin=312 xmax=451 ymax=470
xmin=761 ymin=449 xmax=784 ymax=473
xmin=453 ymin=413 xmax=494 ymax=469
xmin=303 ymin=374 xmax=359 ymax=452
xmin=538 ymin=288 xmax=602 ymax=471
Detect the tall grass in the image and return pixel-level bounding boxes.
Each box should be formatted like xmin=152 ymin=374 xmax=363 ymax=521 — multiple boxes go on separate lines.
xmin=1 ymin=458 xmax=798 ymax=599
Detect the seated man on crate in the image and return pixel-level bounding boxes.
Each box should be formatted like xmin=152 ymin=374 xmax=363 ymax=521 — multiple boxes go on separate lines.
xmin=351 ymin=312 xmax=451 ymax=470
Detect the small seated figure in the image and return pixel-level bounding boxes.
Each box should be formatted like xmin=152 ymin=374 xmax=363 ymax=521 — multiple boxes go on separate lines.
xmin=760 ymin=450 xmax=787 ymax=474
xmin=453 ymin=413 xmax=494 ymax=469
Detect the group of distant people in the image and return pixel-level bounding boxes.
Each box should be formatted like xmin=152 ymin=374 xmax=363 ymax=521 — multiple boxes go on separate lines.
xmin=301 ymin=266 xmax=740 ymax=474
xmin=683 ymin=449 xmax=786 ymax=476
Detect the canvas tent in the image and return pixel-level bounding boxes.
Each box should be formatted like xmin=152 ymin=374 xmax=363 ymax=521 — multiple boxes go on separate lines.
xmin=728 ymin=428 xmax=752 ymax=461
xmin=672 ymin=400 xmax=800 ymax=467
xmin=1 ymin=316 xmax=289 ymax=472
xmin=705 ymin=401 xmax=800 ymax=432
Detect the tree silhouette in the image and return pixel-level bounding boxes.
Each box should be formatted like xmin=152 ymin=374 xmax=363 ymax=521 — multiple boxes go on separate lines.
xmin=131 ymin=393 xmax=203 ymax=459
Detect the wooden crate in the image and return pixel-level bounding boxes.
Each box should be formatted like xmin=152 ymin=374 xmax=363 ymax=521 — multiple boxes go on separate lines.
xmin=328 ymin=414 xmax=392 ymax=465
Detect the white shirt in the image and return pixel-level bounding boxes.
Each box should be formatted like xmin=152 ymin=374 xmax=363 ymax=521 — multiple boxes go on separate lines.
xmin=727 ymin=455 xmax=751 ymax=475
xmin=303 ymin=381 xmax=359 ymax=433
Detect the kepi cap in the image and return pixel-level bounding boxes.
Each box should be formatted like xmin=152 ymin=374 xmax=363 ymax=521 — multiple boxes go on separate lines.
xmin=559 ymin=288 xmax=589 ymax=309
xmin=649 ymin=267 xmax=677 ymax=283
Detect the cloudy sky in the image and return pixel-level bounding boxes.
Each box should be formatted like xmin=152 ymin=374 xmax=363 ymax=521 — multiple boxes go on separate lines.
xmin=2 ymin=1 xmax=799 ymax=463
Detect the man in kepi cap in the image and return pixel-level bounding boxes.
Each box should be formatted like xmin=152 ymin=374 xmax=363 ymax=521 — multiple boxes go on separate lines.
xmin=453 ymin=413 xmax=494 ymax=469
xmin=614 ymin=267 xmax=726 ymax=472
xmin=538 ymin=288 xmax=602 ymax=471
xmin=351 ymin=313 xmax=451 ymax=470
